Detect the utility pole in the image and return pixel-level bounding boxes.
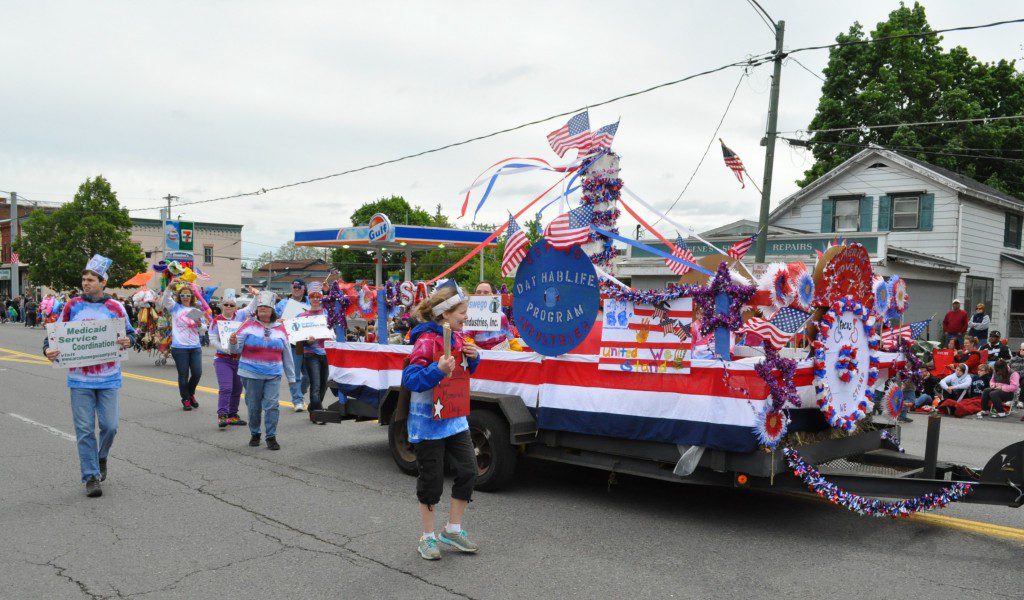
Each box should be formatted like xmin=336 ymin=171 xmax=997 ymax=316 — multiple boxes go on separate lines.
xmin=755 ymin=19 xmax=785 ymax=264
xmin=9 ymin=192 xmax=19 ymax=297
xmin=162 ymin=194 xmax=178 ymax=222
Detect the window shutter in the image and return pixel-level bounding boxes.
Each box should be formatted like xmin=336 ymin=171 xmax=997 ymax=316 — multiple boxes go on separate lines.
xmin=859 ymin=196 xmax=873 ymax=232
xmin=820 ymin=199 xmax=834 ymax=233
xmin=877 ymin=195 xmax=891 ymax=231
xmin=919 ymin=193 xmax=934 ymax=231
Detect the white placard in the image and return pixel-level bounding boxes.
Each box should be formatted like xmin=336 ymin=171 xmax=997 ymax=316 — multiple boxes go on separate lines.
xmin=820 ymin=309 xmax=872 ymax=418
xmin=465 ymin=295 xmax=502 ymax=331
xmin=46 ymin=318 xmax=127 ymax=369
xmin=285 ymin=314 xmax=335 ymax=344
xmin=216 ymin=320 xmax=243 ymax=350
xmin=279 ymin=298 xmax=306 ymax=322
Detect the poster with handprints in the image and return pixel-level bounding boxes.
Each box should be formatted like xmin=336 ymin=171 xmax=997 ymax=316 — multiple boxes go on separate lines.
xmin=599 ymin=297 xmax=693 ymax=374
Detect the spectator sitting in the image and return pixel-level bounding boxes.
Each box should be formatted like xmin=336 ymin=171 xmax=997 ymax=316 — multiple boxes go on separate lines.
xmin=980 ymin=331 xmax=1011 ymax=363
xmin=979 ymin=359 xmax=1019 ymax=419
xmin=953 ymin=337 xmax=981 ymax=374
xmin=938 ymin=364 xmax=972 ymax=402
xmin=970 ymin=363 xmax=993 ymax=397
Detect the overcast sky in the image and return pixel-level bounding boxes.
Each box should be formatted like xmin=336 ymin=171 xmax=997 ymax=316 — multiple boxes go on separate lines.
xmin=3 ymin=1 xmax=1023 ymax=262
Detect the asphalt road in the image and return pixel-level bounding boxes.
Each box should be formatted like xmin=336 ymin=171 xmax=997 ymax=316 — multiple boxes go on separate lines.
xmin=1 ymin=323 xmax=1022 ymax=599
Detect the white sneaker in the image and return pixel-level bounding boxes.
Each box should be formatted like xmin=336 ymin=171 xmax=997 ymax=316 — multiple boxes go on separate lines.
xmin=294 ymin=405 xmax=305 ymax=413
xmin=975 ymin=412 xmax=985 ymax=419
xmin=1015 ymin=402 xmax=1023 ymax=409
xmin=997 ymin=412 xmax=1008 ymax=418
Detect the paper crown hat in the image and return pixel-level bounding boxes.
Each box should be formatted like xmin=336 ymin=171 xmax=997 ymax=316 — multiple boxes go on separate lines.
xmin=85 ymin=254 xmax=113 ymax=280
xmin=257 ymin=291 xmax=277 ymax=308
xmin=308 ymin=281 xmax=323 ymax=295
xmin=223 ymin=288 xmax=237 ymax=301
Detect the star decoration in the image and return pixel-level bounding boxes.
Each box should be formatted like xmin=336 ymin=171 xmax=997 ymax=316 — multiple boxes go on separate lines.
xmin=433 ymin=399 xmax=444 ymax=419
xmin=692 ymin=261 xmax=756 ymax=336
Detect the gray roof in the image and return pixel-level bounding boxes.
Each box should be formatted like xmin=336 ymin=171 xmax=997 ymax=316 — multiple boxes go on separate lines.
xmin=897 ymin=153 xmax=1023 ymax=206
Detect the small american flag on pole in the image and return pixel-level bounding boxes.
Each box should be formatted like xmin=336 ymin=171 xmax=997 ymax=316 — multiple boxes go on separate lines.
xmin=666 ymin=235 xmax=695 ymax=276
xmin=881 ymin=319 xmax=931 ymax=350
xmin=727 ymin=233 xmax=757 ymax=260
xmin=544 ymin=204 xmax=593 ymax=249
xmin=547 ymin=111 xmax=592 ymax=158
xmin=501 ymin=214 xmax=531 ymax=277
xmin=9 ymin=251 xmax=19 ymax=264
xmin=737 ymin=307 xmax=811 ymax=350
xmin=720 ymin=139 xmax=746 ymax=188
xmin=589 ymin=120 xmax=619 ymax=154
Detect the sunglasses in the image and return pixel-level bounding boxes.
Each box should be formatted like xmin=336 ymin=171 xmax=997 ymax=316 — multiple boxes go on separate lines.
xmin=222 ymin=303 xmax=236 ymax=307
xmin=292 ymin=284 xmax=304 ymax=288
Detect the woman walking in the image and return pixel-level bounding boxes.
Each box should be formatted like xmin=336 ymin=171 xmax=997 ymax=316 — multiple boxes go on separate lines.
xmin=229 ymin=292 xmax=296 ymax=450
xmin=208 ymin=289 xmax=254 ymax=429
xmin=298 ymin=282 xmax=332 ymax=418
xmin=160 ymin=280 xmax=208 ymax=411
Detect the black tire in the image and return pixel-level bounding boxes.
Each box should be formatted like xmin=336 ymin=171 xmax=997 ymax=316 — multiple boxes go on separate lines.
xmin=388 ymin=419 xmax=418 ymax=476
xmin=468 ymin=409 xmax=517 ymax=491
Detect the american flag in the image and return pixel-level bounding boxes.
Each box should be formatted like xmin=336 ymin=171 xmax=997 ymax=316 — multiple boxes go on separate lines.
xmin=501 ymin=214 xmax=531 ymax=277
xmin=881 ymin=319 xmax=931 ymax=350
xmin=737 ymin=307 xmax=811 ymax=350
xmin=589 ymin=120 xmax=619 ymax=154
xmin=727 ymin=233 xmax=757 ymax=260
xmin=720 ymin=139 xmax=746 ymax=188
xmin=195 ymin=267 xmax=212 ymax=281
xmin=9 ymin=251 xmax=19 ymax=264
xmin=547 ymin=111 xmax=592 ymax=158
xmin=666 ymin=235 xmax=695 ymax=276
xmin=544 ymin=204 xmax=593 ymax=249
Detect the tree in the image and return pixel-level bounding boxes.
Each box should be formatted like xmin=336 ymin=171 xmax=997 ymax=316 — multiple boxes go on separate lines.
xmin=14 ymin=176 xmax=145 ymax=291
xmin=331 ymin=195 xmax=436 ymax=281
xmin=799 ymin=2 xmax=1024 ymax=195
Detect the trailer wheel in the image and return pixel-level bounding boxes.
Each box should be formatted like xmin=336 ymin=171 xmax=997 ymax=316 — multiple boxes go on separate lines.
xmin=469 ymin=409 xmax=516 ymax=491
xmin=387 ymin=419 xmax=418 ymax=476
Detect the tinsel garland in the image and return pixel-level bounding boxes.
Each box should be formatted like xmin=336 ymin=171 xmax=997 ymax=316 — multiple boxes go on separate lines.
xmin=752 ymin=343 xmax=801 ymax=447
xmin=894 ymin=336 xmax=926 ymax=393
xmin=835 ymin=344 xmax=860 ymax=383
xmin=692 ymin=262 xmax=756 ymax=336
xmin=580 ymin=169 xmax=623 ymax=269
xmin=783 ymin=447 xmax=974 ymax=517
xmin=599 ymin=280 xmax=701 ymax=305
xmin=322 ymin=281 xmax=350 ymax=330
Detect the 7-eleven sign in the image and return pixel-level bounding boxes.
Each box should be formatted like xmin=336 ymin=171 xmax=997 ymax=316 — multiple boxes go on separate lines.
xmin=179 ymin=222 xmax=194 ymax=251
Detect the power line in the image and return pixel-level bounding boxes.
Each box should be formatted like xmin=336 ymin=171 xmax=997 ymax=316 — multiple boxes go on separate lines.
xmin=785 ymin=17 xmax=1024 ymax=56
xmin=747 ymin=0 xmax=776 ymax=28
xmin=787 ymin=56 xmax=825 ymax=83
xmin=782 ymin=137 xmax=1024 ymax=163
xmin=126 ymin=55 xmax=773 ymax=213
xmin=744 ymin=0 xmax=775 ymax=35
xmin=781 ymin=114 xmax=1024 ymax=135
xmin=654 ymin=70 xmax=748 ymax=226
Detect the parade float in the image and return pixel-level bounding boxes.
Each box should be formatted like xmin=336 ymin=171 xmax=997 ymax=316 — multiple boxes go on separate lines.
xmin=300 ymin=122 xmax=1024 ymax=516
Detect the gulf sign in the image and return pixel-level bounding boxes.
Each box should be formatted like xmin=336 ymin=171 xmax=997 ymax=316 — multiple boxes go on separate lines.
xmin=367 ymin=213 xmax=393 ymax=243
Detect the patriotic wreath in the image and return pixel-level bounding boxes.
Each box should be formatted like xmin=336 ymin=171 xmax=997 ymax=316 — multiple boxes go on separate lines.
xmin=358 ymin=285 xmax=376 ymax=315
xmin=872 ymin=276 xmax=890 ymax=321
xmin=813 ymin=296 xmax=880 ymax=432
xmin=883 ymin=381 xmax=905 ymax=419
xmin=834 ymin=343 xmax=859 ymax=382
xmin=794 ymin=268 xmax=815 ymax=311
xmin=889 ymin=276 xmax=909 ymax=315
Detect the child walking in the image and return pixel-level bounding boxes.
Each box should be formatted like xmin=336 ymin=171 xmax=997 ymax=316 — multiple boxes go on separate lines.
xmin=229 ymin=291 xmax=296 ymax=450
xmin=401 ymin=282 xmax=481 ymax=560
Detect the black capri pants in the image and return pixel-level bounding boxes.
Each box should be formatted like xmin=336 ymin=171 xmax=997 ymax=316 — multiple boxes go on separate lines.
xmin=414 ymin=429 xmax=477 ymax=506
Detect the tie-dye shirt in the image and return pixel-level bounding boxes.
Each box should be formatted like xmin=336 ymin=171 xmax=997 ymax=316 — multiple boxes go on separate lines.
xmin=229 ymin=319 xmax=296 ymax=382
xmin=160 ymin=289 xmax=205 ymax=349
xmin=45 ymin=294 xmax=136 ymax=390
xmin=401 ymin=322 xmax=480 ymax=444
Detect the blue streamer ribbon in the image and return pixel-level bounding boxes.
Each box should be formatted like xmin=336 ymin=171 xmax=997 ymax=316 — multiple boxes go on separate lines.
xmin=592 ymin=226 xmax=713 ymax=275
xmin=473 ymin=162 xmax=571 ymax=221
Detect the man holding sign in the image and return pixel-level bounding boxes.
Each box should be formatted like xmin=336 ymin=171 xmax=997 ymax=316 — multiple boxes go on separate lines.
xmin=43 ymin=255 xmax=135 ymax=498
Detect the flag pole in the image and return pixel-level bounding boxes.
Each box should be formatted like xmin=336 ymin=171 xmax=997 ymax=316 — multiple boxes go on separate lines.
xmin=744 ymin=170 xmax=763 ymax=195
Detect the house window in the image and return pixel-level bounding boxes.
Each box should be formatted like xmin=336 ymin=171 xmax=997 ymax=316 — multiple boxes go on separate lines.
xmin=833 ymin=199 xmax=860 ymax=232
xmin=965 ymin=276 xmax=994 ymax=320
xmin=1005 ymin=213 xmax=1023 ymax=249
xmin=203 ymin=245 xmax=214 ymax=265
xmin=1010 ymin=289 xmax=1024 ymax=339
xmin=891 ymin=196 xmax=920 ymax=230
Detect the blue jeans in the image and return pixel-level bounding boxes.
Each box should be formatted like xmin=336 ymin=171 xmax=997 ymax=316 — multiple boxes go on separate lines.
xmin=170 ymin=347 xmax=203 ymax=402
xmin=289 ymin=346 xmax=307 ymax=406
xmin=70 ymin=388 xmax=119 ymax=483
xmin=243 ymin=376 xmax=281 ymax=439
xmin=303 ymin=353 xmax=328 ymax=411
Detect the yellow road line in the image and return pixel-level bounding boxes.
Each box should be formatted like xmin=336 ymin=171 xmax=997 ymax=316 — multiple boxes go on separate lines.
xmin=910 ymin=513 xmax=1024 ymax=544
xmin=0 ymin=345 xmax=295 ymax=407
xmin=0 ymin=356 xmax=50 ymax=365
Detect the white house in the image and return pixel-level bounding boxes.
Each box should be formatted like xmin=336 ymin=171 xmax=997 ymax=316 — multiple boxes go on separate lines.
xmin=769 ymin=146 xmax=1024 ymax=345
xmin=615 ymin=146 xmax=1024 ymax=345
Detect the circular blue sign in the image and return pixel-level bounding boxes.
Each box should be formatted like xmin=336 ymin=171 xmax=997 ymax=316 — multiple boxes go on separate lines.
xmin=513 ymin=241 xmax=600 ymax=356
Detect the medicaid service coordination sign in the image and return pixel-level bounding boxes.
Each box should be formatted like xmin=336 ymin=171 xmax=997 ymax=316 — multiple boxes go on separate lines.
xmin=513 ymin=242 xmax=599 ymax=356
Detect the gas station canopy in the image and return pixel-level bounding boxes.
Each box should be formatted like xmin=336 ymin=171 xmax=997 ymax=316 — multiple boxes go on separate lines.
xmin=293 ymin=213 xmax=497 ymax=285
